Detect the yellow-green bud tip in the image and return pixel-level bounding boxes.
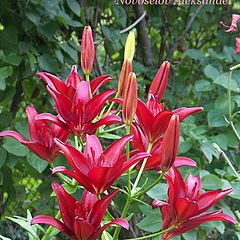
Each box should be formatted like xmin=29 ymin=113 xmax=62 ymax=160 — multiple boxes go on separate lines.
xmin=124 ymin=32 xmax=135 ymax=61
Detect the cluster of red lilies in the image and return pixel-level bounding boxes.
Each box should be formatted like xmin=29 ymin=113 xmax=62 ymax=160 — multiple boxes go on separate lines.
xmin=0 ymin=26 xmax=237 ymax=240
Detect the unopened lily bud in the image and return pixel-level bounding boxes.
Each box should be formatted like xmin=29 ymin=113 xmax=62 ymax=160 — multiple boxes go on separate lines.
xmin=66 ymin=65 xmax=83 ymax=88
xmin=124 ymin=32 xmax=135 ymax=61
xmin=235 ymin=37 xmax=240 ymax=53
xmin=123 ymin=72 xmax=137 ymax=126
xmin=118 ymin=59 xmax=132 ymax=97
xmin=81 ymin=26 xmax=95 ymax=75
xmin=160 ymin=114 xmax=180 ymax=171
xmin=148 ymin=61 xmax=170 ymax=103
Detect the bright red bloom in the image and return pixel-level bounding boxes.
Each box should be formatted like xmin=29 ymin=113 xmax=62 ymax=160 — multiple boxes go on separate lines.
xmin=148 ymin=61 xmax=170 ymax=102
xmin=52 ymin=135 xmax=150 ymax=194
xmin=220 ymin=14 xmax=240 ymax=32
xmin=159 ymin=114 xmax=179 ymax=171
xmin=31 ymin=182 xmax=128 ymax=240
xmin=35 ymin=81 xmax=121 ymax=136
xmin=81 ymin=26 xmax=95 ymax=75
xmin=131 ymin=123 xmax=196 ymax=171
xmin=37 ymin=65 xmax=113 ymax=101
xmin=152 ymin=167 xmax=236 ymax=240
xmin=136 ymin=94 xmax=203 ymax=143
xmin=235 ymin=37 xmax=240 ymax=53
xmin=122 ymin=72 xmax=138 ymax=126
xmin=0 ymin=106 xmax=69 ymax=162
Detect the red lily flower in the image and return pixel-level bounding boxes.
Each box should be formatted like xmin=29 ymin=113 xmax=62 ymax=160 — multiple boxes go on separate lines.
xmin=37 ymin=65 xmax=113 ymax=101
xmin=122 ymin=72 xmax=138 ymax=126
xmin=52 ymin=135 xmax=150 ymax=195
xmin=35 ymin=81 xmax=121 ymax=136
xmin=31 ymin=182 xmax=128 ymax=240
xmin=235 ymin=37 xmax=240 ymax=53
xmin=0 ymin=106 xmax=69 ymax=162
xmin=152 ymin=167 xmax=236 ymax=240
xmin=148 ymin=61 xmax=170 ymax=102
xmin=131 ymin=123 xmax=196 ymax=171
xmin=81 ymin=26 xmax=95 ymax=75
xmin=220 ymin=14 xmax=240 ymax=32
xmin=136 ymin=94 xmax=203 ymax=143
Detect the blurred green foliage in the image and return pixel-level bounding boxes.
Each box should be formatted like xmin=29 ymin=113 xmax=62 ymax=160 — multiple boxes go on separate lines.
xmin=0 ymin=0 xmax=240 ymax=239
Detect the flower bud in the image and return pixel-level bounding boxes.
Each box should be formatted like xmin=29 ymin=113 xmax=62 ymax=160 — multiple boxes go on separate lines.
xmin=160 ymin=114 xmax=180 ymax=171
xmin=123 ymin=72 xmax=137 ymax=126
xmin=81 ymin=26 xmax=95 ymax=75
xmin=124 ymin=32 xmax=135 ymax=61
xmin=148 ymin=61 xmax=170 ymax=103
xmin=118 ymin=59 xmax=132 ymax=97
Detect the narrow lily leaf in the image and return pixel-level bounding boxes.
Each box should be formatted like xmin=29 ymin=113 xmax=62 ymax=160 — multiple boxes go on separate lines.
xmin=7 ymin=217 xmax=40 ymax=240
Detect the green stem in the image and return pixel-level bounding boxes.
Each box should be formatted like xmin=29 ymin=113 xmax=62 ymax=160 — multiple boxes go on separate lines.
xmin=86 ymin=74 xmax=90 ymax=82
xmin=230 ymin=64 xmax=240 ymax=71
xmin=228 ymin=70 xmax=232 ymax=121
xmin=105 ymin=92 xmax=119 ymax=117
xmin=136 ymin=171 xmax=165 ymax=197
xmin=230 ymin=122 xmax=240 ymax=141
xmin=41 ymin=210 xmax=61 ymax=240
xmin=213 ymin=143 xmax=240 ymax=181
xmin=74 ymin=136 xmax=79 ymax=150
xmin=228 ymin=70 xmax=240 ymax=141
xmin=112 ymin=198 xmax=132 ymax=240
xmin=101 ymin=124 xmax=126 ymax=134
xmin=85 ymin=74 xmax=92 ymax=98
xmin=126 ymin=224 xmax=177 ymax=240
xmin=132 ymin=143 xmax=153 ymax=194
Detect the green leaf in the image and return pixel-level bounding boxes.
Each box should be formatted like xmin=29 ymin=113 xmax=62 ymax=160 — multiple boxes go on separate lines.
xmin=182 ymin=230 xmax=197 ymax=240
xmin=5 ymin=154 xmax=19 ymax=169
xmin=194 ymin=80 xmax=213 ymax=92
xmin=15 ymin=119 xmax=30 ymax=139
xmin=99 ymin=133 xmax=121 ymax=140
xmin=0 ymin=148 xmax=7 ymax=168
xmin=146 ymin=183 xmax=168 ymax=200
xmin=0 ymin=78 xmax=6 ymax=91
xmin=60 ymin=42 xmax=78 ymax=62
xmin=200 ymin=142 xmax=219 ymax=163
xmin=3 ymin=53 xmax=22 ymax=66
xmin=27 ymin=52 xmax=37 ymax=71
xmin=38 ymin=54 xmax=59 ymax=72
xmin=2 ymin=138 xmax=29 ymax=157
xmin=204 ymin=65 xmax=220 ymax=80
xmin=38 ymin=21 xmax=58 ymax=39
xmin=113 ymin=6 xmax=126 ymax=27
xmin=230 ymin=182 xmax=240 ymax=199
xmin=185 ymin=49 xmax=205 ymax=62
xmin=207 ymin=109 xmax=228 ymax=128
xmin=214 ymin=73 xmax=239 ymax=92
xmin=101 ymin=231 xmax=113 ymax=240
xmin=7 ymin=216 xmax=40 ymax=240
xmin=202 ymin=174 xmax=224 ymax=190
xmin=0 ymin=66 xmax=13 ymax=78
xmin=66 ymin=0 xmax=81 ymax=16
xmin=232 ymin=96 xmax=240 ymax=107
xmin=137 ymin=205 xmax=162 ymax=232
xmin=0 ymin=235 xmax=11 ymax=240
xmin=27 ymin=152 xmax=48 ymax=173
xmin=25 ymin=12 xmax=41 ymax=25
xmin=212 ymin=134 xmax=228 ymax=151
